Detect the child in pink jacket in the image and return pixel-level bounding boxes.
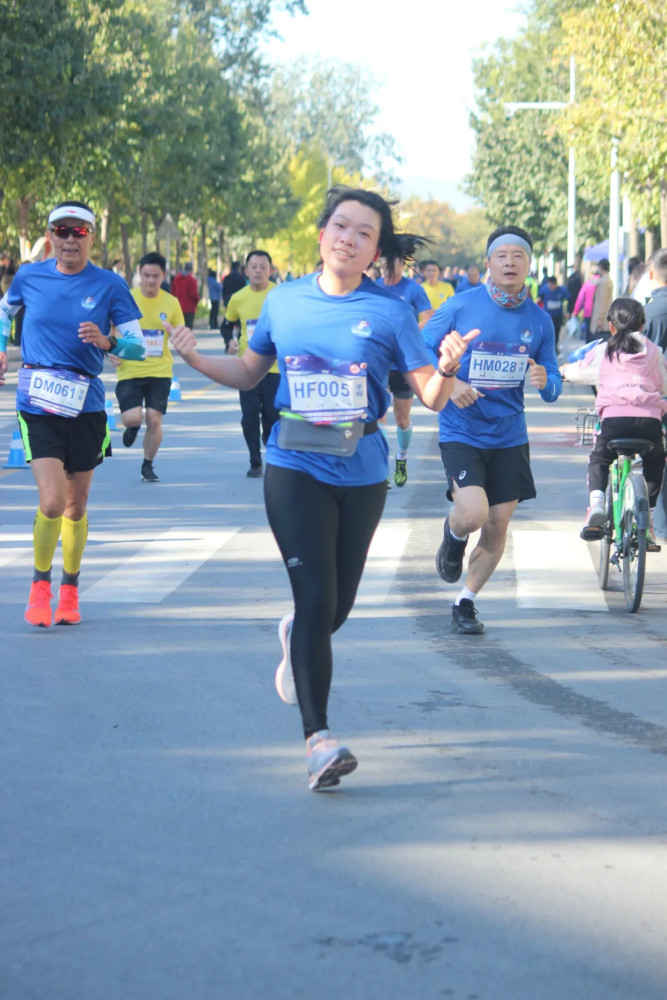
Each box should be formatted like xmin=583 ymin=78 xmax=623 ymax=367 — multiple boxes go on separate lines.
xmin=561 ymin=298 xmax=667 ymax=542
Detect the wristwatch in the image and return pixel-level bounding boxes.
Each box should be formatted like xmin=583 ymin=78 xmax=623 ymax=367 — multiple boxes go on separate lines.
xmin=105 ymin=334 xmax=118 ymax=352
xmin=437 ymin=362 xmax=461 ymax=378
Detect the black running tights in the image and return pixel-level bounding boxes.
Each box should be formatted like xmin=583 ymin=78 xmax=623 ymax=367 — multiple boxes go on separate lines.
xmin=264 ymin=464 xmax=387 ymax=738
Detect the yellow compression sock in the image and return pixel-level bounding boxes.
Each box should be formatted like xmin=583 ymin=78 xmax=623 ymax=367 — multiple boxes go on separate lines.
xmin=33 ymin=509 xmax=62 ymax=573
xmin=61 ymin=514 xmax=89 ymax=576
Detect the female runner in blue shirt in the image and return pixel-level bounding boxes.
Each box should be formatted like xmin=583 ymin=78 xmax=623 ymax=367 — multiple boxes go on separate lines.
xmin=169 ymin=186 xmax=478 ymax=791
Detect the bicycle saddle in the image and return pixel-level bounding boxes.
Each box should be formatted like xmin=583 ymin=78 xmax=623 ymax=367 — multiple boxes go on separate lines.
xmin=607 ymin=437 xmax=655 ymax=456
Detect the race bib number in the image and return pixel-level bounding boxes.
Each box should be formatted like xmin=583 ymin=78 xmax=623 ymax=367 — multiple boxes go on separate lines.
xmin=142 ymin=329 xmax=164 ymax=357
xmin=18 ymin=367 xmax=90 ymax=417
xmin=468 ymin=341 xmax=529 ymax=390
xmin=285 ymin=355 xmax=368 ymax=423
xmin=246 ymin=319 xmax=257 ymax=343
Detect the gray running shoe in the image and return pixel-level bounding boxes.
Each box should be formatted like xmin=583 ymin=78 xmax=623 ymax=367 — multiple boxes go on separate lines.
xmin=307 ymin=730 xmax=357 ymax=791
xmin=451 ymin=599 xmax=485 ymax=635
xmin=247 ymin=463 xmax=263 ymax=478
xmin=275 ymin=613 xmax=297 ymax=705
xmin=436 ymin=517 xmax=468 ymax=582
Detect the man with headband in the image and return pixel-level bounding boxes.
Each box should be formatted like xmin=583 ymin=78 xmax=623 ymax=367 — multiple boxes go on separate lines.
xmin=0 ymin=199 xmax=147 ymax=628
xmin=422 ymin=225 xmax=561 ymax=634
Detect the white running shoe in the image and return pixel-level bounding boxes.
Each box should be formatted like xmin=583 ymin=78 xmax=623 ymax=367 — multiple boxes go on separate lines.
xmin=275 ymin=613 xmax=298 ymax=705
xmin=307 ymin=730 xmax=358 ymax=791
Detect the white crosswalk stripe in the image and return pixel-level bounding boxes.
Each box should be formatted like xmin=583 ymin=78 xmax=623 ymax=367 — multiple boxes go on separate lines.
xmin=510 ymin=529 xmax=609 ymax=612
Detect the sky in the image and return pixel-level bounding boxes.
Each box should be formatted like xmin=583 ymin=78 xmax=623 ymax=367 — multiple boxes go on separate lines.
xmin=262 ymin=0 xmax=526 ymax=212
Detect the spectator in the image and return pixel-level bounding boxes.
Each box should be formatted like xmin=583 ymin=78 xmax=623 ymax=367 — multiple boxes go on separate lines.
xmin=570 ymin=266 xmax=600 ymax=342
xmin=221 ymin=260 xmax=246 ymax=306
xmin=207 ymin=268 xmax=221 ymax=329
xmin=590 ymin=258 xmax=614 ymax=337
xmin=171 ymin=262 xmax=199 ymax=328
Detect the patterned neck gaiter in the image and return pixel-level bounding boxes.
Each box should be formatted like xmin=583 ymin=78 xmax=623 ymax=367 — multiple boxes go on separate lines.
xmin=486 ymin=276 xmax=529 ymax=309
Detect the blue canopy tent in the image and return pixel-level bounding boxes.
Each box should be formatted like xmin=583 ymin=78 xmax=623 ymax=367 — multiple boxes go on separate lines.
xmin=583 ymin=238 xmax=625 ymax=263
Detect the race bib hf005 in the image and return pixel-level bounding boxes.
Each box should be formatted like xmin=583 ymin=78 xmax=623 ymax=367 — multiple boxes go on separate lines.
xmin=285 ymin=355 xmax=368 ymax=423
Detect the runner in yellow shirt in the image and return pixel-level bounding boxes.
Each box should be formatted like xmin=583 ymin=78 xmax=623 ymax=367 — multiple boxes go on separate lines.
xmin=222 ymin=250 xmax=278 ymax=477
xmin=421 ymin=259 xmax=455 ymax=311
xmin=113 ymin=252 xmax=184 ymax=482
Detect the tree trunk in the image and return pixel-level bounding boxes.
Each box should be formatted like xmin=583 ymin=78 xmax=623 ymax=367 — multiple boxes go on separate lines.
xmin=120 ymin=222 xmax=132 ymax=282
xmin=660 ymin=180 xmax=667 ymax=248
xmin=626 ymin=200 xmax=640 ymax=259
xmin=200 ymin=220 xmax=207 ymax=291
xmin=645 ymin=228 xmax=655 ymax=258
xmin=141 ymin=210 xmax=148 ymax=256
xmin=153 ymin=213 xmax=162 ymax=254
xmin=17 ymin=196 xmax=33 ymax=260
xmin=100 ymin=206 xmax=110 ymax=269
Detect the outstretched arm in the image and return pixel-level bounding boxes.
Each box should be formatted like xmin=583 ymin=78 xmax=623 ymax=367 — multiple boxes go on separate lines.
xmin=167 ymin=322 xmax=274 ymax=389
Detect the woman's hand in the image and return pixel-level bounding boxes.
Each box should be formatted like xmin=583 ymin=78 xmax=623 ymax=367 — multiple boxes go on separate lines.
xmin=437 ymin=328 xmax=480 ymax=372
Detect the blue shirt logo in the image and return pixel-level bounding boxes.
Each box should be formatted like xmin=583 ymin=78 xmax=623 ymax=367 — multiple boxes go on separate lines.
xmin=159 ymin=313 xmax=168 ymax=322
xmin=520 ymin=329 xmax=533 ymax=344
xmin=81 ymin=296 xmax=96 ymax=310
xmin=351 ymin=320 xmax=371 ymax=338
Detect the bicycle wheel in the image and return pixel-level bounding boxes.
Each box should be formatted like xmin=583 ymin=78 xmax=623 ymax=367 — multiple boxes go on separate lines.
xmin=622 ymin=473 xmax=648 ymax=612
xmin=598 ymin=483 xmax=613 ymax=589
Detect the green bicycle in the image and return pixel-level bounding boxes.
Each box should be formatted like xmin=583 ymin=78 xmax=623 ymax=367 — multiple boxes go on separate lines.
xmin=597 ymin=437 xmax=655 ymax=612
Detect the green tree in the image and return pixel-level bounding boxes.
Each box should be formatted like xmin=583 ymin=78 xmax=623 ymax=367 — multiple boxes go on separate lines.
xmin=467 ymin=0 xmax=606 ymax=256
xmin=557 ymin=0 xmax=667 ymax=242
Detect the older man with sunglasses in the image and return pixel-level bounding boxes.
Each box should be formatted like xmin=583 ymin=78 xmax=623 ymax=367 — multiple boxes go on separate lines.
xmin=0 ymin=200 xmax=147 ymax=628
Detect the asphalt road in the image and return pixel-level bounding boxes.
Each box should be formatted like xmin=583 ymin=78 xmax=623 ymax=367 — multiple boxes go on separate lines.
xmin=1 ymin=332 xmax=666 ymax=1000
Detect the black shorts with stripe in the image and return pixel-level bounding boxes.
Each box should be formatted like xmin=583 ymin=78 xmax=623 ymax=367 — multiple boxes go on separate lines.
xmin=18 ymin=410 xmax=111 ymax=474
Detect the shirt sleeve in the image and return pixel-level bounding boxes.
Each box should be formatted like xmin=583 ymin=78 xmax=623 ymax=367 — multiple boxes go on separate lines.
xmin=109 ymin=276 xmax=143 ymax=327
xmin=415 ymin=284 xmax=432 ymax=315
xmin=534 ymin=315 xmax=563 ymax=402
xmin=395 ymin=310 xmax=432 ymax=372
xmin=225 ymin=294 xmax=240 ymax=324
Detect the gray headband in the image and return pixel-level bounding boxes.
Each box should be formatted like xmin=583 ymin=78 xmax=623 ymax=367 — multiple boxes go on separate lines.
xmin=487 ymin=234 xmax=532 ymax=258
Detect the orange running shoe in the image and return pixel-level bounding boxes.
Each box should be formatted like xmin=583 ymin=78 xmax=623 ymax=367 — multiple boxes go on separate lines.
xmin=25 ymin=580 xmax=53 ymax=628
xmin=54 ymin=584 xmax=81 ymax=626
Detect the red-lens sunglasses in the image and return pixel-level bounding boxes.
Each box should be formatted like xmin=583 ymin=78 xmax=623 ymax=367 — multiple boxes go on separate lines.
xmin=50 ymin=225 xmax=91 ymax=239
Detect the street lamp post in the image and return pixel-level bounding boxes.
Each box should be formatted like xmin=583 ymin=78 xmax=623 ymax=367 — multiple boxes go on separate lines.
xmin=504 ymin=56 xmax=577 ymax=274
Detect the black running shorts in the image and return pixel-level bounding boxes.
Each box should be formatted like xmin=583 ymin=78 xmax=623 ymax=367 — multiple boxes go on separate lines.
xmin=439 ymin=441 xmax=536 ymax=506
xmin=115 ymin=377 xmax=171 ymax=415
xmin=18 ymin=410 xmax=111 ymax=473
xmin=388 ymin=369 xmax=414 ymax=400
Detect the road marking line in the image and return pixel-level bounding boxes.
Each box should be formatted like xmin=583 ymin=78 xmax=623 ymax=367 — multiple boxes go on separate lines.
xmin=81 ymin=528 xmax=239 ymax=603
xmin=351 ymin=520 xmax=412 ymax=616
xmin=511 ymin=529 xmax=609 ymax=611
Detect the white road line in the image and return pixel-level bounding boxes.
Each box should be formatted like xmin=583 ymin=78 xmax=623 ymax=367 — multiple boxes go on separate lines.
xmin=81 ymin=528 xmax=239 ymax=603
xmin=351 ymin=520 xmax=412 ymax=617
xmin=511 ymin=530 xmax=609 ymax=611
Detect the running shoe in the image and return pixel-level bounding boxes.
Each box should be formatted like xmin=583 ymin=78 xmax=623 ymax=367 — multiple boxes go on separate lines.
xmin=247 ymin=464 xmax=263 ymax=478
xmin=275 ymin=613 xmax=298 ymax=705
xmin=141 ymin=461 xmax=160 ymax=482
xmin=123 ymin=426 xmax=139 ymax=447
xmin=580 ymin=504 xmax=606 ymax=541
xmin=393 ymin=455 xmax=408 ymax=487
xmin=451 ymin=598 xmax=485 ymax=635
xmin=435 ymin=517 xmax=468 ymax=582
xmin=307 ymin=730 xmax=358 ymax=791
xmin=25 ymin=580 xmax=53 ymax=628
xmin=647 ymin=514 xmax=662 ymax=553
xmin=54 ymin=584 xmax=81 ymax=626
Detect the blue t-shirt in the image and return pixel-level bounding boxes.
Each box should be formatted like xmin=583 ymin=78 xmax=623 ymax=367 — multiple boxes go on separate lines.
xmin=250 ymin=273 xmax=432 ymax=486
xmin=8 ymin=259 xmax=141 ymax=414
xmin=376 ymin=275 xmax=431 ymax=319
xmin=422 ymin=285 xmax=562 ymax=448
xmin=540 ymin=285 xmax=569 ymax=319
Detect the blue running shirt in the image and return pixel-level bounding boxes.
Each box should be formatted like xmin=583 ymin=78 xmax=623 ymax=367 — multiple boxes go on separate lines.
xmin=376 ymin=275 xmax=431 ymax=318
xmin=8 ymin=259 xmax=142 ymax=414
xmin=250 ymin=273 xmax=432 ymax=485
xmin=422 ymin=285 xmax=562 ymax=448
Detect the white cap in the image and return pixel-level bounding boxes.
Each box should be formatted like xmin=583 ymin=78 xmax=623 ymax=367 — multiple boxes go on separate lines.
xmin=48 ymin=204 xmax=96 ymax=228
